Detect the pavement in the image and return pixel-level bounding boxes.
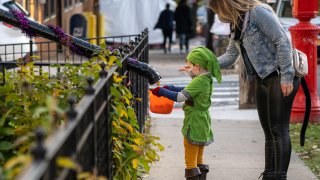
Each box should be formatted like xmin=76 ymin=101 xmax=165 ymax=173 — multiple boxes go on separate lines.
xmin=144 ymin=37 xmax=318 ymax=180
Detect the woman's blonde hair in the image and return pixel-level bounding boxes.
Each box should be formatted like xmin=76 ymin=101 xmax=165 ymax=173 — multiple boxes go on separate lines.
xmin=209 ymin=0 xmax=262 ymax=29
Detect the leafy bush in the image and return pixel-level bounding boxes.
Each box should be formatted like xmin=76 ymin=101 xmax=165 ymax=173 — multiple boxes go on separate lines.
xmin=0 ymin=44 xmax=163 ymax=179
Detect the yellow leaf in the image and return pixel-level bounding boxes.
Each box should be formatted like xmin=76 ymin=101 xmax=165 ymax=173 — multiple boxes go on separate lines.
xmin=4 ymin=155 xmax=31 ymax=170
xmin=130 ymin=145 xmax=140 ymax=152
xmin=124 ymin=97 xmax=130 ymax=105
xmin=98 ymin=54 xmax=107 ymax=62
xmin=77 ymin=172 xmax=91 ymax=179
xmin=120 ymin=109 xmax=128 ymax=119
xmin=113 ymin=75 xmax=123 ymax=84
xmin=132 ymin=159 xmax=139 ymax=169
xmin=56 ymin=157 xmax=79 ymax=171
xmin=136 ymin=98 xmax=142 ymax=102
xmin=133 ymin=138 xmax=142 ymax=145
xmin=109 ymin=55 xmax=118 ymax=66
xmin=126 ymin=123 xmax=133 ymax=133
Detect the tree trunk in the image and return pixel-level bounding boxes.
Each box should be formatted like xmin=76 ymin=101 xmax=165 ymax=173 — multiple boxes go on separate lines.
xmin=239 ymin=60 xmax=256 ymax=109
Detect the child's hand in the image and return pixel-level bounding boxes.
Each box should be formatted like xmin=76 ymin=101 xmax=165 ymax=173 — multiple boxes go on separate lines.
xmin=162 ymin=85 xmax=169 ymax=89
xmin=179 ymin=66 xmax=187 ymax=72
xmin=151 ymin=87 xmax=162 ymax=97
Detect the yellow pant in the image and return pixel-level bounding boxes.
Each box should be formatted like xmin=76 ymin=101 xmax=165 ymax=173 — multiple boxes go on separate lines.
xmin=184 ymin=138 xmax=204 ymax=169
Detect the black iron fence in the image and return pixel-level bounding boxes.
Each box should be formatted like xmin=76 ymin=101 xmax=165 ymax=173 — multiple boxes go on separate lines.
xmin=0 ymin=29 xmax=149 ymax=180
xmin=0 ymin=33 xmax=144 ymax=84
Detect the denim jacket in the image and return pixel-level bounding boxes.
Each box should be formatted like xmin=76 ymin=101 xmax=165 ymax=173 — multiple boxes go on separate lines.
xmin=218 ymin=5 xmax=295 ymax=84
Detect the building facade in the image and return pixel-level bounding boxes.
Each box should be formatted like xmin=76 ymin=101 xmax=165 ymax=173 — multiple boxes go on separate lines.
xmin=16 ymin=0 xmax=99 ymax=36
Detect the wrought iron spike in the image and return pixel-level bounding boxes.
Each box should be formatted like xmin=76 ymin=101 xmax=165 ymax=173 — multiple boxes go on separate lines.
xmin=99 ymin=62 xmax=108 ymax=78
xmin=124 ymin=44 xmax=130 ymax=54
xmin=85 ymin=76 xmax=95 ymax=95
xmin=129 ymin=40 xmax=135 ymax=50
xmin=66 ymin=96 xmax=77 ymax=120
xmin=31 ymin=128 xmax=46 ymax=161
xmin=118 ymin=46 xmax=124 ymax=55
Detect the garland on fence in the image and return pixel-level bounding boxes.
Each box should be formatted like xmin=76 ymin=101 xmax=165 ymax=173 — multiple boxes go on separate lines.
xmin=126 ymin=57 xmax=161 ymax=85
xmin=9 ymin=9 xmax=36 ymax=38
xmin=47 ymin=25 xmax=84 ymax=56
xmin=8 ymin=9 xmax=83 ymax=56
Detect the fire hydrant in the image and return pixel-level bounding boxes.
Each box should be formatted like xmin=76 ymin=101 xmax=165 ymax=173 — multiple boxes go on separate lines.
xmin=289 ymin=0 xmax=320 ymax=123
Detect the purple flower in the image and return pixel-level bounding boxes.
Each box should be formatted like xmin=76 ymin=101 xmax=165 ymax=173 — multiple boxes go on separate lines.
xmin=107 ymin=46 xmax=113 ymax=51
xmin=48 ymin=24 xmax=83 ymax=56
xmin=9 ymin=9 xmax=36 ymax=38
xmin=128 ymin=57 xmax=138 ymax=64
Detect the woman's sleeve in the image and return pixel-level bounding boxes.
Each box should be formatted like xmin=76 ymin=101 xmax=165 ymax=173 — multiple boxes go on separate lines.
xmin=252 ymin=6 xmax=294 ymax=84
xmin=217 ymin=38 xmax=240 ymax=68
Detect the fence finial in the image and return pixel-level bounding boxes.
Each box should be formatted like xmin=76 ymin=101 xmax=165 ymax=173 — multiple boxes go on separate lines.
xmin=31 ymin=128 xmax=46 ymax=161
xmin=99 ymin=62 xmax=108 ymax=78
xmin=129 ymin=40 xmax=135 ymax=51
xmin=124 ymin=44 xmax=130 ymax=54
xmin=66 ymin=96 xmax=77 ymax=120
xmin=118 ymin=46 xmax=124 ymax=56
xmin=85 ymin=76 xmax=95 ymax=95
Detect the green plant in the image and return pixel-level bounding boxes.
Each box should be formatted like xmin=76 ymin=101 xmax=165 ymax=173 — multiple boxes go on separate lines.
xmin=290 ymin=123 xmax=320 ymax=179
xmin=0 ymin=43 xmax=163 ymax=179
xmin=111 ymin=73 xmax=164 ymax=180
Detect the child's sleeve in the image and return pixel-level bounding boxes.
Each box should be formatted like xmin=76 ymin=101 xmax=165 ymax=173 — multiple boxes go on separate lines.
xmin=164 ymin=85 xmax=185 ymax=92
xmin=183 ymin=78 xmax=202 ymax=98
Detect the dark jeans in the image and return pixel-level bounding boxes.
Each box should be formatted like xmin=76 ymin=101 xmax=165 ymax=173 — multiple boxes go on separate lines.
xmin=162 ymin=29 xmax=173 ymax=53
xmin=178 ymin=33 xmax=189 ymax=52
xmin=255 ymin=73 xmax=300 ymax=179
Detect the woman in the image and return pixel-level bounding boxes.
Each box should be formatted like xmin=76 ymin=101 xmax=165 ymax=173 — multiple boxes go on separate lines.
xmin=208 ymin=0 xmax=300 ymax=179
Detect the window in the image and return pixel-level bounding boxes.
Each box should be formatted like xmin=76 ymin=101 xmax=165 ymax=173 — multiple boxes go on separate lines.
xmin=64 ymin=0 xmax=73 ymax=8
xmin=43 ymin=0 xmax=55 ymax=19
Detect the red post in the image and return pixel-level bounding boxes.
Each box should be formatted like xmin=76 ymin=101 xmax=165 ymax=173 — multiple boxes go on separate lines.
xmin=289 ymin=0 xmax=320 ymax=123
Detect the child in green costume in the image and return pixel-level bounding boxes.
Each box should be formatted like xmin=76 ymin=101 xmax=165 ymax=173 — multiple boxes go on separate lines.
xmin=152 ymin=46 xmax=221 ymax=180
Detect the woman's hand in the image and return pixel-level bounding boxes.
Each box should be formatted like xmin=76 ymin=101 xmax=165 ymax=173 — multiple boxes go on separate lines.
xmin=281 ymin=83 xmax=293 ymax=97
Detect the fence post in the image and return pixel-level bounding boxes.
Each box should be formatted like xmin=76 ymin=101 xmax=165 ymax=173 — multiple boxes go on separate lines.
xmin=29 ymin=40 xmax=33 ymax=57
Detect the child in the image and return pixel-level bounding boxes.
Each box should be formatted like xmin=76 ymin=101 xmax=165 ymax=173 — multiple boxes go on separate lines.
xmin=151 ymin=47 xmax=221 ymax=180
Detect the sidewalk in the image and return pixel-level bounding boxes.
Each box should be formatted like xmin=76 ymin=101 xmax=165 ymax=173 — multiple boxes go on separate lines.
xmin=146 ymin=42 xmax=318 ymax=179
xmin=145 ymin=106 xmax=318 ymax=180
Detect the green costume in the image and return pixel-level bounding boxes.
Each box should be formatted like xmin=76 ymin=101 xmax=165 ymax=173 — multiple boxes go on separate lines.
xmin=182 ymin=47 xmax=221 ymax=146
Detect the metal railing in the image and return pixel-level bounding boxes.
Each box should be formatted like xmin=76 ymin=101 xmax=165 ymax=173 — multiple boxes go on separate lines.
xmin=3 ymin=29 xmax=149 ymax=180
xmin=0 ymin=33 xmax=144 ymax=84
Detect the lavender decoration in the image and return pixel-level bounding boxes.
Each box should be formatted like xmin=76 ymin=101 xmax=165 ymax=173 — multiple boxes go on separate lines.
xmin=125 ymin=58 xmax=161 ymax=85
xmin=48 ymin=24 xmax=83 ymax=56
xmin=9 ymin=9 xmax=36 ymax=38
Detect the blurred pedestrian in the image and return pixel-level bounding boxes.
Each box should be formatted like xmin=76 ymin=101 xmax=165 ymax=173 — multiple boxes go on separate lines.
xmin=154 ymin=3 xmax=174 ymax=53
xmin=205 ymin=8 xmax=215 ymax=51
xmin=174 ymin=0 xmax=192 ymax=53
xmin=210 ymin=14 xmax=230 ymax=57
xmin=209 ymin=0 xmax=300 ymax=179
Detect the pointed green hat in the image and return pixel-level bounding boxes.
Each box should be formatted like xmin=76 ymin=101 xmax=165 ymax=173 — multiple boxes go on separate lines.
xmin=186 ymin=46 xmax=222 ymax=83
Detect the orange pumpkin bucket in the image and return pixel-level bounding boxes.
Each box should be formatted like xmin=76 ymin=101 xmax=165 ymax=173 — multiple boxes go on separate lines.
xmin=149 ymin=90 xmax=174 ymax=114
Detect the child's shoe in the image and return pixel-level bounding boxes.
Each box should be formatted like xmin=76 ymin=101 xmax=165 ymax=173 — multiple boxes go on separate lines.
xmin=197 ymin=164 xmax=209 ymax=180
xmin=185 ymin=168 xmax=201 ymax=180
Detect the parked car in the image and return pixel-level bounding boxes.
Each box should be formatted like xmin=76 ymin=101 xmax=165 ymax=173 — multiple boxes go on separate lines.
xmin=0 ymin=0 xmax=37 ymax=62
xmin=275 ymin=0 xmax=320 ymax=57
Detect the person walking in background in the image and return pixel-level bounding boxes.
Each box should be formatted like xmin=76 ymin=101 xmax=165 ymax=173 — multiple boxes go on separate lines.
xmin=154 ymin=3 xmax=174 ymax=53
xmin=209 ymin=0 xmax=300 ymax=179
xmin=152 ymin=47 xmax=221 ymax=180
xmin=174 ymin=0 xmax=192 ymax=54
xmin=210 ymin=14 xmax=230 ymax=56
